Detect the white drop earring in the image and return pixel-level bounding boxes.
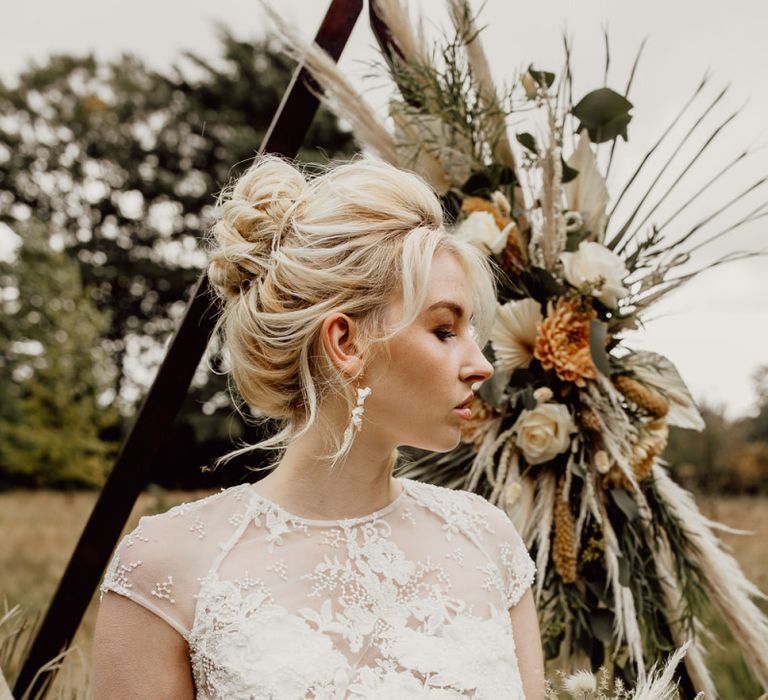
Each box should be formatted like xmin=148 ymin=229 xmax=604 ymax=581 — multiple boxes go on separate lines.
xmin=351 ymin=374 xmax=372 ymax=431
xmin=341 ymin=372 xmax=372 ymax=450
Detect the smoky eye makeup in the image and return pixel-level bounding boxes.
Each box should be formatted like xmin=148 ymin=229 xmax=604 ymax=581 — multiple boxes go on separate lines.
xmin=433 ymin=326 xmax=456 ymax=341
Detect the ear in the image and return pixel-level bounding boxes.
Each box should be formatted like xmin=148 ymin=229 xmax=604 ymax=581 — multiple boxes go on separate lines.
xmin=321 ymin=312 xmax=363 ymax=378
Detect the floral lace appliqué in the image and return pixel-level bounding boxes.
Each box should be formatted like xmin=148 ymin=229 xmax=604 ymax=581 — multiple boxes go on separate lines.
xmin=100 ymin=479 xmax=534 ymax=699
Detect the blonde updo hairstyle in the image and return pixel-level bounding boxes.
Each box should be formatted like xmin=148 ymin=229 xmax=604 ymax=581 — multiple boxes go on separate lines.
xmin=206 ymin=154 xmax=499 ymax=474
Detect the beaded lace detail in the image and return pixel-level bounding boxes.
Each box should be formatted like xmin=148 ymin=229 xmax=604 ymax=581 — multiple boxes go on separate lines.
xmin=100 ymin=478 xmax=536 ymax=699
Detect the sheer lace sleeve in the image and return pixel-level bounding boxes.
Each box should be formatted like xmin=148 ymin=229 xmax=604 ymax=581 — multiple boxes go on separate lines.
xmin=465 ymin=492 xmax=537 ymax=609
xmin=99 ymin=511 xmax=194 ymax=639
xmin=497 ymin=512 xmax=536 ymax=608
xmin=98 ymin=488 xmax=243 ymax=640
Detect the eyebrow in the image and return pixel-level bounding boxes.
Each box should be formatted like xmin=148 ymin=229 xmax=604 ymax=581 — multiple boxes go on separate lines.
xmin=426 ymin=300 xmax=475 ymax=321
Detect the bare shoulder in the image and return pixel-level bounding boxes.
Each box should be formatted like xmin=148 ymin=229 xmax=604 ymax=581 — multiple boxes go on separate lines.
xmin=92 ymin=589 xmax=195 ymax=699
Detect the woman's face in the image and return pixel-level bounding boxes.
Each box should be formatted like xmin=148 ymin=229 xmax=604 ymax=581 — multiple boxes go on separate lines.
xmin=365 ymin=248 xmax=495 ymax=453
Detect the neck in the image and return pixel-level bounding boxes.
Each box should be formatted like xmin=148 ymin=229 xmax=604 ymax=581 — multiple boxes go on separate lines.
xmin=252 ymin=412 xmax=401 ymax=520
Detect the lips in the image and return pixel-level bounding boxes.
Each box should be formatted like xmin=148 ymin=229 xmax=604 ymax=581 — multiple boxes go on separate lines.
xmin=455 ymin=393 xmax=474 ymax=409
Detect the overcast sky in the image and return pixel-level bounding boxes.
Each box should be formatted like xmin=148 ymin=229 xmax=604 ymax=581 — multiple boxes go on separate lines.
xmin=3 ymin=0 xmax=768 ymax=418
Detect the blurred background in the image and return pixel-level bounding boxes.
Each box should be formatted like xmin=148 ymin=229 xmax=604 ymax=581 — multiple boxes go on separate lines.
xmin=0 ymin=1 xmax=766 ymax=696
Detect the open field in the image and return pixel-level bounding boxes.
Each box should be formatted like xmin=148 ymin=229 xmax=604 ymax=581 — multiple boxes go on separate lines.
xmin=0 ymin=489 xmax=766 ymax=697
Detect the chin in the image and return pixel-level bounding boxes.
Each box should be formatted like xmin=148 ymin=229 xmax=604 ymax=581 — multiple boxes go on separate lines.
xmin=412 ymin=431 xmax=463 ymax=454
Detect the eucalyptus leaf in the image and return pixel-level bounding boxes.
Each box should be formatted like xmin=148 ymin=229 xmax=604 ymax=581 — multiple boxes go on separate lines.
xmin=585 ymin=577 xmax=613 ymax=608
xmin=589 ymin=319 xmax=611 ymax=376
xmin=525 ymin=267 xmax=566 ymax=299
xmin=521 ymin=387 xmax=537 ymax=410
xmin=609 ymin=488 xmax=639 ymax=523
xmin=440 ymin=190 xmax=463 ymax=224
xmin=482 ymin=340 xmax=497 ymax=365
xmin=527 ymin=64 xmax=555 ymax=88
xmin=490 ymin=164 xmax=517 ymax=186
xmin=572 ymin=88 xmax=633 ymax=144
xmin=591 ymin=112 xmax=632 ymax=144
xmin=509 ymin=367 xmax=539 ymax=387
xmin=461 ymin=166 xmax=516 ymax=197
xmin=517 ymin=132 xmax=536 ymax=152
xmin=561 ymin=156 xmax=579 ymax=183
xmin=461 ymin=171 xmax=492 ymax=196
xmin=478 ymin=367 xmax=509 ymax=408
xmin=566 ymin=229 xmax=590 ymax=252
xmin=589 ymin=608 xmax=615 ymax=643
xmin=616 ymin=553 xmax=631 ymax=587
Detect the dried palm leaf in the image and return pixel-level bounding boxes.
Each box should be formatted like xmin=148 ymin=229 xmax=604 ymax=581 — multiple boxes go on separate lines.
xmin=652 ymin=463 xmax=768 ymax=688
xmin=617 ymin=105 xmax=744 ymax=254
xmin=610 ymin=86 xmax=732 ymax=253
xmin=603 ymin=74 xmax=710 ymax=247
xmin=649 ymin=521 xmax=718 ymax=696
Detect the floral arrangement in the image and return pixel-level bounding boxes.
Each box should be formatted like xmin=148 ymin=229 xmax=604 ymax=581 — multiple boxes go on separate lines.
xmin=264 ymin=0 xmax=768 ymax=695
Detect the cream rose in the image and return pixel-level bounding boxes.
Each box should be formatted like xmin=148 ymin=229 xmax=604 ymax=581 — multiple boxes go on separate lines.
xmin=559 ymin=241 xmax=629 ymax=308
xmin=454 ymin=211 xmax=511 ymax=255
xmin=512 ymin=402 xmax=577 ymax=465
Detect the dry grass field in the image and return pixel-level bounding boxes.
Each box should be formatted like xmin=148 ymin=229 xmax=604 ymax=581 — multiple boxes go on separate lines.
xmin=0 ymin=488 xmax=765 ymax=698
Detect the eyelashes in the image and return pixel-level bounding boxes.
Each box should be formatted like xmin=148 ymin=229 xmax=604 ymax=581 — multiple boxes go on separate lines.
xmin=434 ymin=328 xmax=457 ymax=341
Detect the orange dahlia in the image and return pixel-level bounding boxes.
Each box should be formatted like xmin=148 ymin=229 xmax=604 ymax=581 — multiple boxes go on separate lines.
xmin=534 ymin=297 xmax=597 ymax=388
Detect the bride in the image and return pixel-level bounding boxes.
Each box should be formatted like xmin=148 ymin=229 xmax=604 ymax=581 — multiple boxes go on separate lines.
xmin=92 ymin=155 xmax=545 ymax=698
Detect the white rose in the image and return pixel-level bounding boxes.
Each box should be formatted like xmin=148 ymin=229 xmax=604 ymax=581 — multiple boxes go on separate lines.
xmin=559 ymin=241 xmax=629 ymax=308
xmin=513 ymin=402 xmax=577 ymax=465
xmin=454 ymin=211 xmax=511 ymax=255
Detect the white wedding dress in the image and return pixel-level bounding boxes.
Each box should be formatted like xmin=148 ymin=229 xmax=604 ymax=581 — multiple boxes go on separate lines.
xmin=99 ymin=476 xmax=536 ymax=699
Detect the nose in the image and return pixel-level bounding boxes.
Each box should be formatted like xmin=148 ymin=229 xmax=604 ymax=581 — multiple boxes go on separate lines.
xmin=461 ymin=343 xmax=494 ymax=387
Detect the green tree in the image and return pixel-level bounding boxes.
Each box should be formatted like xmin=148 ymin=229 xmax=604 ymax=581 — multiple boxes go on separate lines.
xmin=0 ymin=220 xmax=119 ymax=487
xmin=0 ymin=28 xmax=356 ymax=418
xmin=0 ymin=30 xmax=357 ymax=486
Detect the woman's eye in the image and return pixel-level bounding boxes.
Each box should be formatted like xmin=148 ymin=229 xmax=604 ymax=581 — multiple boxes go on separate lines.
xmin=434 ymin=328 xmax=456 ymax=341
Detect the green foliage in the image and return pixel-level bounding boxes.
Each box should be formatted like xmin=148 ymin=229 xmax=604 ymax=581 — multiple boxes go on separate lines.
xmin=0 ymin=30 xmax=357 ymax=486
xmin=460 ymin=164 xmax=516 ymax=198
xmin=526 ymin=64 xmax=556 ymax=89
xmin=560 ymin=156 xmax=579 ymax=183
xmin=571 ymin=87 xmax=633 ymax=143
xmin=587 ymin=319 xmax=611 ymax=377
xmin=0 ymin=221 xmax=119 ymax=487
xmin=516 ymin=132 xmax=536 ymax=152
xmin=0 ymin=29 xmax=354 ymax=403
xmin=382 ymin=8 xmax=515 ymax=179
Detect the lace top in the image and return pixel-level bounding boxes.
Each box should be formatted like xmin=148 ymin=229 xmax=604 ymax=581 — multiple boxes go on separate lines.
xmin=99 ymin=477 xmax=536 ymax=699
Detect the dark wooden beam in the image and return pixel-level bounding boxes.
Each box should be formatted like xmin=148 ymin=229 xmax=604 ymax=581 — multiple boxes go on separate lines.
xmin=13 ymin=1 xmax=362 ymax=696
